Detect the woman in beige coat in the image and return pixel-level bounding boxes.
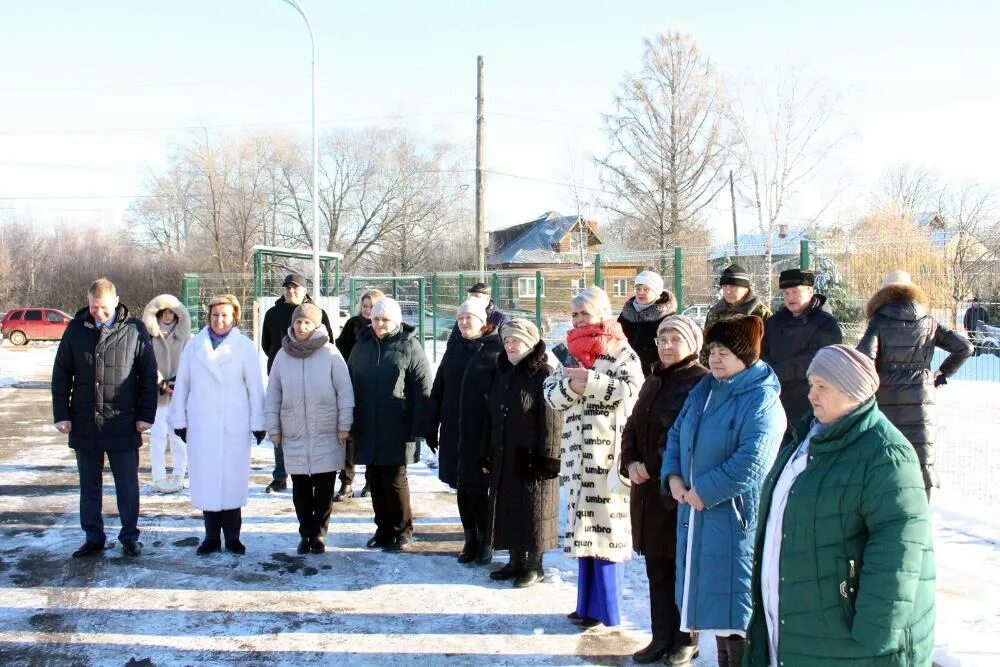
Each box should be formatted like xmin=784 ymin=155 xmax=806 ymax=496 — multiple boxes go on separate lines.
xmin=266 ymin=303 xmax=355 ymax=554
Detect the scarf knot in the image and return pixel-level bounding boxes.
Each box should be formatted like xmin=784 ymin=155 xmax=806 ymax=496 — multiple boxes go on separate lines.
xmin=566 ymin=320 xmax=625 ymax=369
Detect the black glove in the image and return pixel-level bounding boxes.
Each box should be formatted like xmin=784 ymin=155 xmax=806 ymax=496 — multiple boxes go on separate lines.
xmin=252 ymin=430 xmax=266 ymax=444
xmin=534 ymin=453 xmax=561 ymax=480
xmin=173 ymin=428 xmax=187 ymax=442
xmin=934 ymin=374 xmax=948 ymax=387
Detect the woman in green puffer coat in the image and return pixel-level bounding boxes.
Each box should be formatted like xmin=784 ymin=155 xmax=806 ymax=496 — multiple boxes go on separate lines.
xmin=744 ymin=345 xmax=934 ymax=667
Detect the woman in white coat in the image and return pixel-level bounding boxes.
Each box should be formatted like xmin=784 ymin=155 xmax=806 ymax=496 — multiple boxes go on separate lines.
xmin=266 ymin=303 xmax=355 ymax=555
xmin=543 ymin=286 xmax=643 ymax=629
xmin=170 ymin=294 xmax=266 ymax=555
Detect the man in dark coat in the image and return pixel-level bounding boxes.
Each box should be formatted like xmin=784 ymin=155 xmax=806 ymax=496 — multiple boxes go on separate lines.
xmin=857 ymin=270 xmax=973 ymax=500
xmin=260 ymin=273 xmax=334 ymax=493
xmin=52 ymin=278 xmax=158 ymax=558
xmin=963 ymin=296 xmax=990 ymax=355
xmin=700 ymin=263 xmax=771 ymax=365
xmin=446 ymin=282 xmax=510 ymax=345
xmin=761 ymin=268 xmax=843 ymax=434
xmin=617 ymin=270 xmax=678 ymax=377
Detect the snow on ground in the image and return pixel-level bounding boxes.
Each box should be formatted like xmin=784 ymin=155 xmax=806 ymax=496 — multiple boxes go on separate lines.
xmin=0 ymin=341 xmax=997 ymax=665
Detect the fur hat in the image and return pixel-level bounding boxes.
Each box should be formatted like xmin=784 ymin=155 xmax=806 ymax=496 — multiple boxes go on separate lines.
xmin=634 ymin=270 xmax=664 ymax=295
xmin=467 ymin=282 xmax=490 ymax=296
xmin=880 ymin=270 xmax=912 ymax=289
xmin=500 ymin=318 xmax=541 ymax=350
xmin=572 ymin=286 xmax=613 ymax=321
xmin=657 ymin=314 xmax=703 ymax=355
xmin=372 ymin=298 xmax=402 ymax=327
xmin=778 ymin=268 xmax=815 ymax=289
xmin=720 ymin=264 xmax=751 ymax=289
xmin=705 ymin=315 xmax=764 ymax=367
xmin=457 ymin=298 xmax=488 ymax=325
xmin=292 ymin=303 xmax=323 ymax=329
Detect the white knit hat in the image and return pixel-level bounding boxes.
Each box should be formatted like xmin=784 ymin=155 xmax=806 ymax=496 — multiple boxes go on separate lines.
xmin=572 ymin=286 xmax=613 ymax=321
xmin=634 ymin=270 xmax=664 ymax=295
xmin=372 ymin=297 xmax=402 ymax=327
xmin=457 ymin=298 xmax=488 ymax=325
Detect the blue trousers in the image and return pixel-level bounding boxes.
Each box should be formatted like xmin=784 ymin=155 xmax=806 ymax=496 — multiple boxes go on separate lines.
xmin=576 ymin=557 xmax=624 ymax=627
xmin=75 ymin=448 xmax=140 ymax=544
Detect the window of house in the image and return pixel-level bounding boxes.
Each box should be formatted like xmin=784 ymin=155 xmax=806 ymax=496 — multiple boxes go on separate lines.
xmin=612 ymin=278 xmax=628 ymax=297
xmin=24 ymin=310 xmax=42 ymax=321
xmin=517 ymin=276 xmax=544 ymax=298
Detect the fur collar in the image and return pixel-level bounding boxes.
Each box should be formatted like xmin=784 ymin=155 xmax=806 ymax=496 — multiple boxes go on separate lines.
xmin=498 ymin=340 xmax=549 ymax=376
xmin=619 ymin=291 xmax=677 ymax=323
xmin=142 ymin=294 xmax=192 ymax=339
xmin=866 ymin=283 xmax=929 ymax=319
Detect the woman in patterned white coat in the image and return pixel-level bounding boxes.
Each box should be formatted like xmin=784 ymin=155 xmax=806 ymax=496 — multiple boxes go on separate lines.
xmin=544 ymin=286 xmax=643 ymax=629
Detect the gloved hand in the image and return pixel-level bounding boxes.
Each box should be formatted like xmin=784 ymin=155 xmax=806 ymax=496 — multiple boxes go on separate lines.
xmin=252 ymin=430 xmax=266 ymax=444
xmin=934 ymin=373 xmax=947 ymax=387
xmin=534 ymin=453 xmax=561 ymax=480
xmin=173 ymin=428 xmax=187 ymax=442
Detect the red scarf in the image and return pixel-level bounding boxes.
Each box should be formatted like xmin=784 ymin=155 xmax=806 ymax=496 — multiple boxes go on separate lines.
xmin=566 ymin=320 xmax=625 ymax=369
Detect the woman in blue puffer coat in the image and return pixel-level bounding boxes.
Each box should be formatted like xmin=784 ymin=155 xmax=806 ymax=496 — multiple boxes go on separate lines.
xmin=662 ymin=315 xmax=785 ymax=667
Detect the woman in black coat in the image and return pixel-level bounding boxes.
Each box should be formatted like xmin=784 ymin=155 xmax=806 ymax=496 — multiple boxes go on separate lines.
xmin=484 ymin=319 xmax=561 ymax=588
xmin=857 ymin=271 xmax=972 ymax=500
xmin=617 ymin=271 xmax=678 ymax=377
xmin=620 ymin=315 xmax=709 ymax=664
xmin=426 ymin=299 xmax=503 ymax=565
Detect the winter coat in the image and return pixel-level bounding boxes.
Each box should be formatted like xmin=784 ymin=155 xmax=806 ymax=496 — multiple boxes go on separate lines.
xmin=487 ymin=341 xmax=561 ymax=553
xmin=856 ymin=284 xmax=972 ymax=477
xmin=335 ymin=314 xmax=368 ymax=360
xmin=543 ymin=336 xmax=643 ymax=562
xmin=700 ymin=293 xmax=772 ymax=365
xmin=142 ymin=294 xmax=192 ymax=407
xmin=265 ymin=333 xmax=355 ymax=476
xmin=347 ymin=323 xmax=432 ymax=466
xmin=963 ymin=304 xmax=989 ymax=334
xmin=661 ymin=360 xmax=785 ymax=631
xmin=426 ymin=331 xmax=503 ymax=488
xmin=169 ymin=327 xmax=265 ymax=511
xmin=617 ymin=290 xmax=678 ymax=377
xmin=51 ymin=304 xmax=158 ymax=452
xmin=620 ymin=355 xmax=709 ymax=558
xmin=744 ymin=399 xmax=935 ymax=666
xmin=446 ymin=300 xmax=511 ymax=345
xmin=760 ymin=293 xmax=843 ymax=427
xmin=261 ymin=295 xmax=334 ymax=372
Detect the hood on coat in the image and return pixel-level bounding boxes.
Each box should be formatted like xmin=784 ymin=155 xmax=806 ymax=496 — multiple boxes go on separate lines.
xmin=142 ymin=294 xmax=192 ymax=339
xmin=619 ymin=290 xmax=678 ymax=323
xmin=498 ymin=339 xmax=549 ymax=376
xmin=865 ymin=283 xmax=929 ymax=320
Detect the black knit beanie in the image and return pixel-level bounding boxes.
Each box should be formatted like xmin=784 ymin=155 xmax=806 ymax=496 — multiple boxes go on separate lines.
xmin=719 ymin=264 xmax=751 ymax=289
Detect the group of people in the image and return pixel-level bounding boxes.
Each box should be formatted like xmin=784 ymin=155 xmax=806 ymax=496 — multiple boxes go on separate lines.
xmin=51 ymin=262 xmax=972 ymax=666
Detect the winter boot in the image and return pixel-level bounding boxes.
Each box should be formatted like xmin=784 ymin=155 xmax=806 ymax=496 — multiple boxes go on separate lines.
xmin=725 ymin=635 xmax=744 ymax=667
xmin=221 ymin=509 xmax=245 ymax=554
xmin=474 ymin=532 xmax=493 ymax=565
xmin=665 ymin=633 xmax=699 ymax=666
xmin=513 ymin=552 xmax=543 ymax=588
xmin=489 ymin=551 xmax=525 ymax=581
xmin=457 ymin=529 xmax=477 ymax=564
xmin=197 ymin=511 xmax=222 ymax=555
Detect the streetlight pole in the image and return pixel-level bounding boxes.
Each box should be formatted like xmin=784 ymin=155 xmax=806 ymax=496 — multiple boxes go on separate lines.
xmin=281 ymin=0 xmax=321 ymax=302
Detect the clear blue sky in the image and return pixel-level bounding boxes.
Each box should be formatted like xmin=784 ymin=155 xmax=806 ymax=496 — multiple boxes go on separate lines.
xmin=2 ymin=0 xmax=998 ymax=239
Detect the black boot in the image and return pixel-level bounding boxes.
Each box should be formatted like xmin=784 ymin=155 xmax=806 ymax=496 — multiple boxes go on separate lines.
xmin=725 ymin=635 xmax=744 ymax=667
xmin=489 ymin=551 xmax=525 ymax=581
xmin=457 ymin=529 xmax=477 ymax=564
xmin=474 ymin=531 xmax=493 ymax=565
xmin=197 ymin=511 xmax=222 ymax=555
xmin=665 ymin=633 xmax=698 ymax=666
xmin=513 ymin=551 xmax=543 ymax=588
xmin=632 ymin=638 xmax=671 ymax=664
xmin=221 ymin=508 xmax=245 ymax=554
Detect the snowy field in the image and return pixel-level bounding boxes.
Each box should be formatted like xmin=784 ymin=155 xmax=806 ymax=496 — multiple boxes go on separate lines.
xmin=0 ymin=341 xmax=997 ymax=666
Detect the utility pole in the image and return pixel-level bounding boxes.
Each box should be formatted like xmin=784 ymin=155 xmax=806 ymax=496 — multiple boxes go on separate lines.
xmin=729 ymin=170 xmax=739 ymax=260
xmin=475 ymin=56 xmax=486 ymax=281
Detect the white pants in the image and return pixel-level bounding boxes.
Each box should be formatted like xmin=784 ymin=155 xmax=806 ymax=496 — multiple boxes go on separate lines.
xmin=150 ymin=403 xmax=187 ymax=482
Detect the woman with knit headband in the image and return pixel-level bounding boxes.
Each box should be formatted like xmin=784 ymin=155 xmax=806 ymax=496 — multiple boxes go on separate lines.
xmin=744 ymin=344 xmax=934 ymax=666
xmin=543 ymin=286 xmax=644 ymax=629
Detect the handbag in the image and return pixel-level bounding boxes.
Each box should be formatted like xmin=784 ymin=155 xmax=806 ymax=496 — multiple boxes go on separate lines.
xmin=607 ymin=445 xmax=632 ymax=495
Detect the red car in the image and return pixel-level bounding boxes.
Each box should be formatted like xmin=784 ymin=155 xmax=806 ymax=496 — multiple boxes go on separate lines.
xmin=2 ymin=307 xmax=72 ymax=345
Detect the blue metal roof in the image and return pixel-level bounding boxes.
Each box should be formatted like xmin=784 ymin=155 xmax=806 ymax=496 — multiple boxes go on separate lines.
xmin=488 ymin=211 xmax=635 ymax=265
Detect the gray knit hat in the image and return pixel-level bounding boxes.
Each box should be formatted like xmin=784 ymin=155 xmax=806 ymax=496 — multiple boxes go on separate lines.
xmin=291 ymin=303 xmax=323 ymax=329
xmin=500 ymin=318 xmax=541 ymax=350
xmin=372 ymin=298 xmax=403 ymax=327
xmin=457 ymin=298 xmax=488 ymax=325
xmin=572 ymin=286 xmax=613 ymax=320
xmin=657 ymin=314 xmax=704 ymax=355
xmin=807 ymin=344 xmax=880 ymax=403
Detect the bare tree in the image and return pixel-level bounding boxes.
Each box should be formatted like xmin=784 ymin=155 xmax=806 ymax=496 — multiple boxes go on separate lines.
xmin=937 ymin=181 xmax=1000 ymax=318
xmin=875 ymin=163 xmax=940 ymax=214
xmin=596 ymin=31 xmax=729 ymax=252
xmin=727 ymin=70 xmax=844 ymax=295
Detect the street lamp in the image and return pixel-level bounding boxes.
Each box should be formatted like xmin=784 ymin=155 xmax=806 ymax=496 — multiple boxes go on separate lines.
xmin=280 ymin=0 xmax=321 ymax=302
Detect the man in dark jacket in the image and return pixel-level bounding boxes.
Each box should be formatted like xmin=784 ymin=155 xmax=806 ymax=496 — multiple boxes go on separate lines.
xmin=963 ymin=296 xmax=990 ymax=354
xmin=52 ymin=278 xmax=158 ymax=559
xmin=761 ymin=268 xmax=843 ymax=434
xmin=446 ymin=282 xmax=510 ymax=345
xmin=260 ymin=273 xmax=334 ymax=493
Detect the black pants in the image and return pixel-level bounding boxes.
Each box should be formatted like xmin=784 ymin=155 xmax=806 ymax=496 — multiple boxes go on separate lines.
xmin=339 ymin=437 xmax=355 ymax=485
xmin=456 ymin=484 xmax=490 ymax=540
xmin=203 ymin=508 xmax=242 ymax=541
xmin=291 ymin=472 xmax=336 ymax=538
xmin=645 ymin=555 xmax=690 ymax=645
xmin=272 ymin=443 xmax=287 ymax=483
xmin=367 ymin=465 xmax=412 ymax=540
xmin=75 ymin=448 xmax=140 ymax=544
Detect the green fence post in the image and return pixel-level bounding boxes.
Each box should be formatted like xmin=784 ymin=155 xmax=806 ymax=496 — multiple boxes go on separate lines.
xmin=391 ymin=279 xmax=398 ymax=299
xmin=349 ymin=277 xmax=356 ymax=315
xmin=535 ymin=270 xmax=543 ymax=330
xmin=800 ymin=239 xmax=810 ymax=270
xmin=253 ymin=250 xmax=263 ymax=299
xmin=674 ymin=247 xmax=683 ymax=308
xmin=417 ymin=277 xmax=426 ymax=343
xmin=594 ymin=253 xmax=602 ymax=287
xmin=431 ymin=274 xmax=438 ymax=361
xmin=181 ymin=273 xmax=201 ymax=330
xmin=457 ymin=273 xmax=465 ymax=304
xmin=491 ymin=272 xmax=499 ymax=305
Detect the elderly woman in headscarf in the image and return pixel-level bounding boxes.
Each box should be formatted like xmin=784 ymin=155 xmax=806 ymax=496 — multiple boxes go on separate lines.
xmin=484 ymin=319 xmax=561 ymax=588
xmin=662 ymin=315 xmax=785 ymax=667
xmin=544 ymin=286 xmax=643 ymax=629
xmin=617 ymin=270 xmax=678 ymax=377
xmin=744 ymin=345 xmax=935 ymax=666
xmin=620 ymin=315 xmax=709 ymax=664
xmin=857 ymin=270 xmax=972 ymax=500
